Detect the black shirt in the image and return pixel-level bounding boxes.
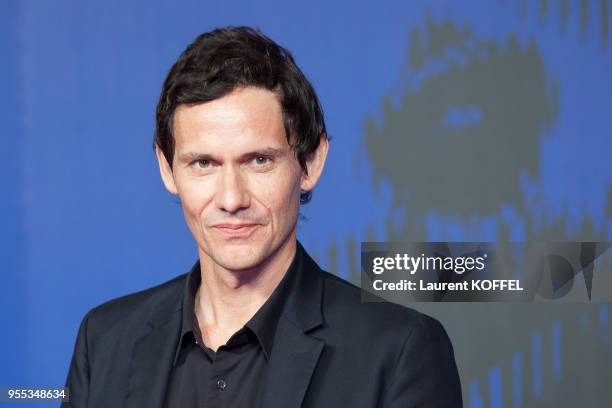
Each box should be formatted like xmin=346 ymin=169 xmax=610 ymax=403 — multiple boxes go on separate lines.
xmin=164 ymin=252 xmax=298 ymax=408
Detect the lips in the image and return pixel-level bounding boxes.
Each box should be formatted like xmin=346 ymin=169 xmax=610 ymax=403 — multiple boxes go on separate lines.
xmin=212 ymin=223 xmax=259 ymax=238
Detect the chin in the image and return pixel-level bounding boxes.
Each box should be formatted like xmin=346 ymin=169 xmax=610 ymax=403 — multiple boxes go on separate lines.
xmin=217 ymin=255 xmax=266 ymax=272
xmin=209 ymin=242 xmax=269 ymax=271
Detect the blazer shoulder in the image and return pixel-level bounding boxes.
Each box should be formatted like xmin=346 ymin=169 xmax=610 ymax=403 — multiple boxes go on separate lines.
xmin=84 ymin=273 xmax=187 ymax=336
xmin=317 ymin=271 xmax=461 ymax=405
xmin=320 ymin=270 xmax=444 ymax=338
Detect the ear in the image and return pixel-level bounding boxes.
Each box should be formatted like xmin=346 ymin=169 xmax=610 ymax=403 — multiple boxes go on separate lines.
xmin=300 ymin=134 xmax=329 ymax=193
xmin=155 ymin=144 xmax=178 ymax=195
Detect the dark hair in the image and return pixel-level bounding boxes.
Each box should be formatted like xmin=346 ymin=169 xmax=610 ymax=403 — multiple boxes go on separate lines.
xmin=154 ymin=26 xmax=327 ymax=204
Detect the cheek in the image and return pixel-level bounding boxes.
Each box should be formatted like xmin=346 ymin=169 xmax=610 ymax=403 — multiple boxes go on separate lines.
xmin=251 ymin=171 xmax=302 ymax=225
xmin=252 ymin=169 xmax=301 ymax=204
xmin=176 ymin=177 xmax=213 ymax=219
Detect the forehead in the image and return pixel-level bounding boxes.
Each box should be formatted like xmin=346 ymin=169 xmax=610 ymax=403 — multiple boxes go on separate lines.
xmin=172 ymin=87 xmax=288 ymax=153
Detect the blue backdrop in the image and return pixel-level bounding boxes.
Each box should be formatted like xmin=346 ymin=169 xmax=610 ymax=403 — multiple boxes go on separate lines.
xmin=2 ymin=1 xmax=611 ymax=407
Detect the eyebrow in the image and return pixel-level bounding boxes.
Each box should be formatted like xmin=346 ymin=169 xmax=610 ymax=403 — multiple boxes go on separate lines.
xmin=177 ymin=147 xmax=286 ymax=164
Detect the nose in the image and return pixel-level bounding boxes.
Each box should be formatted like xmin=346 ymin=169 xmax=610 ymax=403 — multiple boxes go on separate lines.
xmin=214 ymin=166 xmax=250 ymax=214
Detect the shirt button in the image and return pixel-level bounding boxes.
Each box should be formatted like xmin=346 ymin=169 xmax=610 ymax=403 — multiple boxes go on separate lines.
xmin=216 ymin=379 xmax=227 ymax=391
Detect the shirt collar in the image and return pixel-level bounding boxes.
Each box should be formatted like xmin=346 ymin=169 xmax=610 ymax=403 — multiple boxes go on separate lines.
xmin=173 ymin=242 xmax=302 ymax=365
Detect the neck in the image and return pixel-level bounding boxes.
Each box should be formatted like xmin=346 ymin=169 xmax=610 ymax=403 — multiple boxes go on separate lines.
xmin=194 ymin=235 xmax=297 ymax=350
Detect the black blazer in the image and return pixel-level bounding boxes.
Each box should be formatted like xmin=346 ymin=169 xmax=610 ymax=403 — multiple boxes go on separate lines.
xmin=64 ymin=243 xmax=462 ymax=407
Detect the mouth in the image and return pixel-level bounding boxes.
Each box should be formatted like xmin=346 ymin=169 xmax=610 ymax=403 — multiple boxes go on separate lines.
xmin=212 ymin=223 xmax=259 ymax=239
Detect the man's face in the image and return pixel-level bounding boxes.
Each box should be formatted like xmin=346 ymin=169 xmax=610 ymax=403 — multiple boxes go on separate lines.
xmin=156 ymin=87 xmax=325 ymax=272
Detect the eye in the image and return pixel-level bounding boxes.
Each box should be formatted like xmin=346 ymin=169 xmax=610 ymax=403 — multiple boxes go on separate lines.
xmin=195 ymin=159 xmax=210 ymax=168
xmin=254 ymin=156 xmax=269 ymax=165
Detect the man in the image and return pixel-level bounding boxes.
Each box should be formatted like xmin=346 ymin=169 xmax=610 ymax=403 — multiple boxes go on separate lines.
xmin=64 ymin=26 xmax=462 ymax=407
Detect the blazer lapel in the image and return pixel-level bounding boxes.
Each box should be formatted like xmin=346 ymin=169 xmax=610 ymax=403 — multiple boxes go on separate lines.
xmin=260 ymin=242 xmax=327 ymax=408
xmin=260 ymin=317 xmax=324 ymax=408
xmin=123 ymin=284 xmax=184 ymax=408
